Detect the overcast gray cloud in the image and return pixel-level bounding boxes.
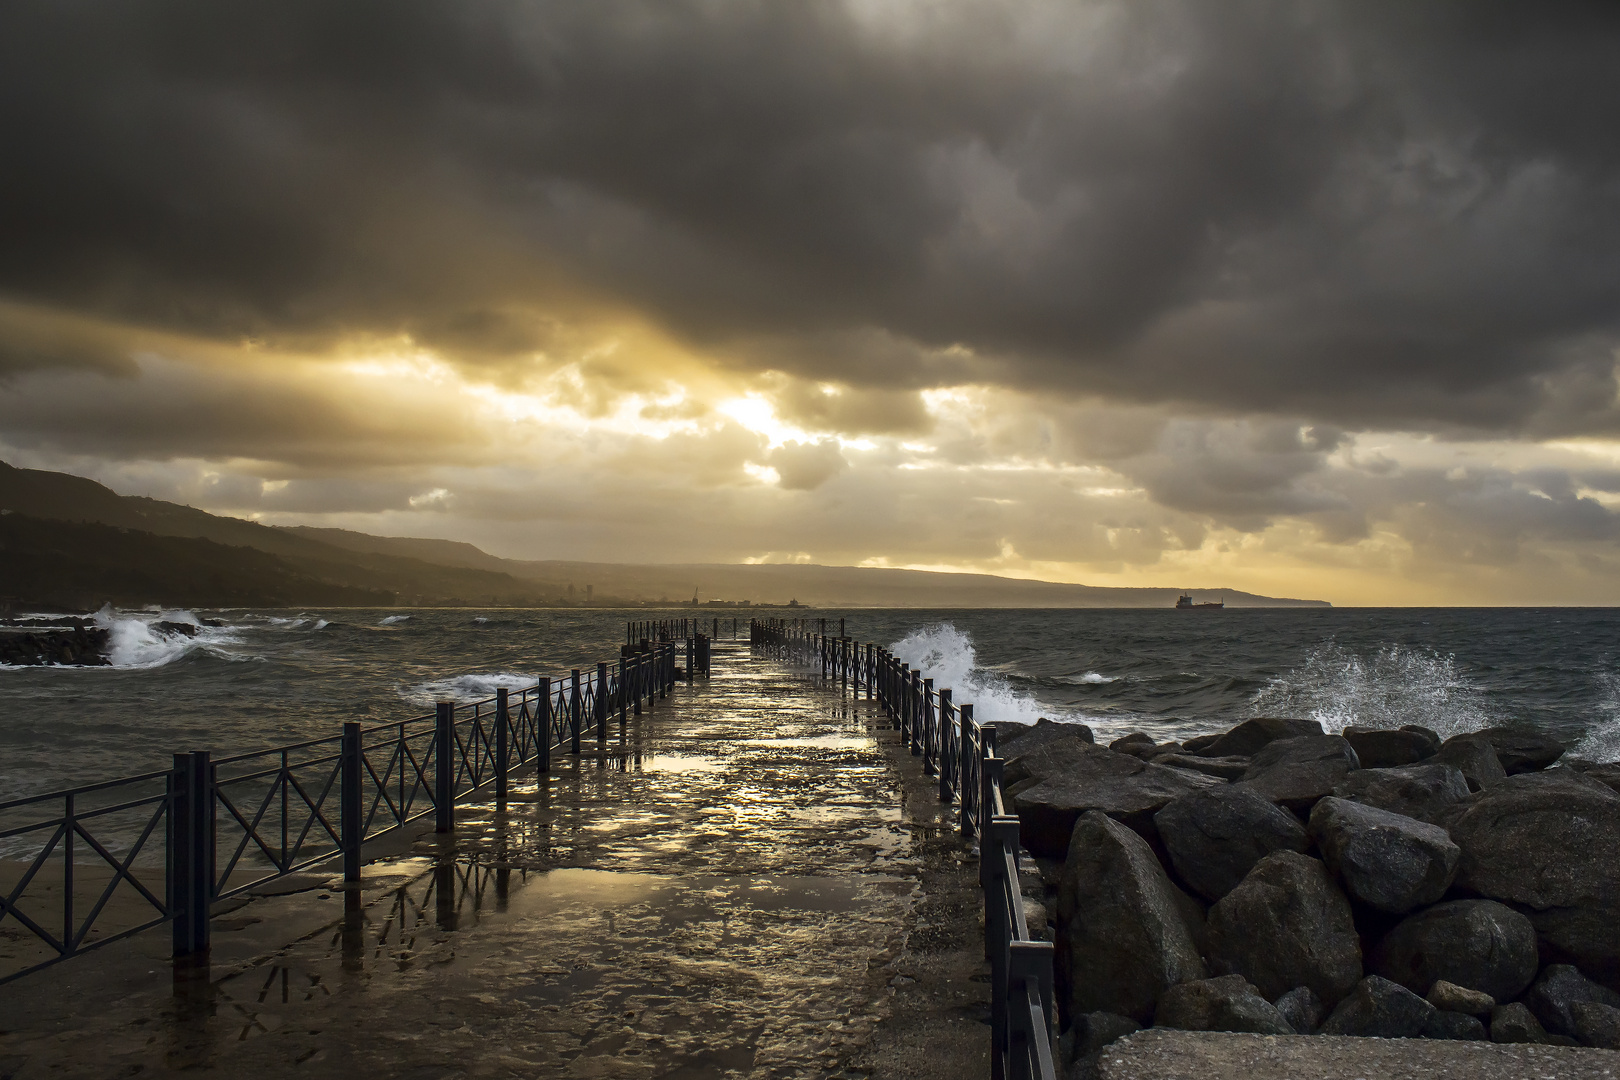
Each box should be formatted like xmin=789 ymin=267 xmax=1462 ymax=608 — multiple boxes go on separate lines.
xmin=3 ymin=0 xmax=1619 ymax=433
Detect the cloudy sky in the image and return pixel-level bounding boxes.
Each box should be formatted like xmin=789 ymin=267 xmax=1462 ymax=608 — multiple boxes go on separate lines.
xmin=3 ymin=1 xmax=1620 ymax=604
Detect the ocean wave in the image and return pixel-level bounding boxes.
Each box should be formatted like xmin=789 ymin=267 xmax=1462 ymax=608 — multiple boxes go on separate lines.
xmin=378 ymin=614 xmax=412 ymax=626
xmin=888 ymin=622 xmax=1063 ymax=726
xmin=1568 ymin=671 xmax=1620 ymax=763
xmin=404 ymin=671 xmax=541 ymax=706
xmin=313 ymin=619 xmax=331 ymax=630
xmin=1249 ymin=641 xmax=1495 ymax=738
xmin=1060 ymin=672 xmax=1119 ymax=685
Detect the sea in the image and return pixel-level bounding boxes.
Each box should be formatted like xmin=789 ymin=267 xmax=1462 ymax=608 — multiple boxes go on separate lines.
xmin=3 ymin=605 xmax=1619 ymax=804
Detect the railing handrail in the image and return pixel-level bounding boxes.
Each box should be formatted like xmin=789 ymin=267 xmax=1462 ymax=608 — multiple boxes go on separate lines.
xmin=0 ymin=634 xmax=699 ymax=986
xmin=747 ymin=617 xmax=1058 ymax=1080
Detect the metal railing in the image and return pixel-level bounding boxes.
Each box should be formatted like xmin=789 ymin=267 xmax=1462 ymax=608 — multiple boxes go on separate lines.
xmin=0 ymin=639 xmax=684 ymax=984
xmin=750 ymin=618 xmax=1057 ymax=1080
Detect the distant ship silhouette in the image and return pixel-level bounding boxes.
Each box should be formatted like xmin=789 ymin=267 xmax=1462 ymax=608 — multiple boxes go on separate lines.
xmin=1175 ymin=592 xmax=1224 ymax=610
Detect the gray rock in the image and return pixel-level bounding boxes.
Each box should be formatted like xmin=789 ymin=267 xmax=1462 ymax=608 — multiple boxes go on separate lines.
xmin=1572 ymin=1001 xmax=1620 ymax=1050
xmin=1199 ymin=717 xmax=1324 ymax=759
xmin=1434 ymin=732 xmax=1507 ymax=792
xmin=1206 ymin=851 xmax=1362 ymax=1005
xmin=1149 ymin=752 xmax=1250 ymax=780
xmin=1424 ymin=1010 xmax=1489 ymax=1040
xmin=1448 ymin=771 xmax=1620 ymax=911
xmin=1427 ymin=979 xmax=1495 ymax=1016
xmin=1523 ymin=964 xmax=1620 ymax=1038
xmin=1319 ymin=975 xmax=1438 ymax=1037
xmin=1343 ymin=725 xmax=1440 ymax=768
xmin=999 ymin=719 xmax=1097 ymax=784
xmin=1368 ymin=900 xmax=1540 ymax=1003
xmin=1331 ymin=762 xmax=1472 ymax=823
xmin=1011 ymin=742 xmax=1221 ymax=857
xmin=1564 ymin=759 xmax=1620 ymax=796
xmin=1491 ymin=1001 xmax=1549 ymax=1044
xmin=1110 ymin=732 xmax=1157 ymax=753
xmin=1182 ymin=733 xmax=1221 ymax=754
xmin=1274 ymin=986 xmax=1324 ymax=1035
xmin=1153 ymin=786 xmax=1310 ymax=902
xmin=1239 ymin=735 xmax=1362 ymax=812
xmin=1481 ymin=727 xmax=1568 ymax=774
xmin=1307 ymin=796 xmax=1460 ymax=913
xmin=1531 ymin=904 xmax=1620 ymax=985
xmin=1154 ymin=974 xmax=1294 ymax=1035
xmin=1060 ymin=1011 xmax=1141 ymax=1066
xmin=1056 ymin=811 xmax=1208 ymax=1023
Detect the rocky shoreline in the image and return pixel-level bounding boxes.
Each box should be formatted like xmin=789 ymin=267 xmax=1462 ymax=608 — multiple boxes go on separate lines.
xmin=992 ymin=717 xmax=1620 ymax=1075
xmin=0 ymin=615 xmax=213 ymax=666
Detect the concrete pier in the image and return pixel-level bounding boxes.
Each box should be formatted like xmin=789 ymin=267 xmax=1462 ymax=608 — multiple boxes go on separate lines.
xmin=0 ymin=644 xmax=987 ymax=1079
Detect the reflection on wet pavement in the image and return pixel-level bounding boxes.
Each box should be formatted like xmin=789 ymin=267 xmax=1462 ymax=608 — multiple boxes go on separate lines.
xmin=0 ymin=646 xmax=955 ymax=1079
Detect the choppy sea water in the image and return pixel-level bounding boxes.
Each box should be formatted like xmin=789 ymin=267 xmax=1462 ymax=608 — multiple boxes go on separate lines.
xmin=3 ymin=605 xmax=1619 ymax=803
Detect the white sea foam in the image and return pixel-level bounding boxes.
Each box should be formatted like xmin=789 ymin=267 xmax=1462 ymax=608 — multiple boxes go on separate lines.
xmin=1249 ymin=641 xmax=1495 ymax=738
xmin=406 ymin=671 xmax=540 ymax=705
xmin=1061 ymin=672 xmax=1118 ymax=685
xmin=312 ymin=619 xmax=331 ymax=630
xmin=40 ymin=604 xmax=246 ymax=670
xmin=472 ymin=616 xmax=490 ymax=624
xmin=888 ymin=622 xmax=1064 ymax=727
xmin=1568 ymin=671 xmax=1620 ymax=763
xmin=378 ymin=614 xmax=412 ymax=626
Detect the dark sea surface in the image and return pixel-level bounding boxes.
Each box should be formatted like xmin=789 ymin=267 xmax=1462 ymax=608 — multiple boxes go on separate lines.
xmin=3 ymin=605 xmax=1619 ymax=803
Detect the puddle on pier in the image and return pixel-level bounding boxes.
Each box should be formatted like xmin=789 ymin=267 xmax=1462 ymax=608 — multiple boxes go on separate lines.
xmin=0 ymin=644 xmax=934 ymax=1080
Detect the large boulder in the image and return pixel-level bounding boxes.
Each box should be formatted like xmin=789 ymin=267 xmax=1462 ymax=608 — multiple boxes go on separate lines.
xmin=1564 ymin=760 xmax=1620 ymax=796
xmin=1367 ymin=899 xmax=1539 ymax=1002
xmin=1154 ymin=974 xmax=1294 ymax=1034
xmin=1198 ymin=717 xmax=1324 ymax=758
xmin=1523 ymin=964 xmax=1620 ymax=1038
xmin=1056 ymin=811 xmax=1208 ymax=1024
xmin=1150 ymin=752 xmax=1250 ymax=781
xmin=1448 ymin=771 xmax=1620 ymax=913
xmin=1010 ymin=742 xmax=1221 ymax=857
xmin=1343 ymin=725 xmax=1440 ymax=768
xmin=1331 ymin=762 xmax=1472 ymax=824
xmin=1239 ymin=735 xmax=1362 ymax=812
xmin=1434 ymin=733 xmax=1507 ymax=792
xmin=1491 ymin=1002 xmax=1550 ymax=1044
xmin=1307 ymin=797 xmax=1460 ymax=913
xmin=1530 ymin=904 xmax=1620 ymax=984
xmin=1572 ymin=1002 xmax=1620 ymax=1050
xmin=1274 ymin=986 xmax=1324 ymax=1034
xmin=999 ymin=720 xmax=1096 ymax=785
xmin=1318 ymin=975 xmax=1438 ymax=1038
xmin=1153 ymin=786 xmax=1309 ymax=902
xmin=1426 ymin=1011 xmax=1489 ymax=1040
xmin=1480 ymin=727 xmax=1567 ymax=774
xmin=1205 ymin=851 xmax=1362 ymax=1005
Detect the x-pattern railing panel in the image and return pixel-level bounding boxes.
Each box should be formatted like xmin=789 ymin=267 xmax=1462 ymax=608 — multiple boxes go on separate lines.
xmin=0 ymin=772 xmax=173 ymax=985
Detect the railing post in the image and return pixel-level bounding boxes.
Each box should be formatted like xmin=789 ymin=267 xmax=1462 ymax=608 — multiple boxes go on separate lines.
xmin=937 ymin=688 xmax=953 ymax=799
xmin=618 ymin=659 xmax=628 ymax=732
xmin=537 ymin=678 xmax=552 ymax=775
xmin=633 ymin=654 xmax=644 ymax=715
xmin=341 ymin=723 xmax=363 ymax=882
xmin=1009 ymin=940 xmax=1059 ymax=1080
xmin=686 ymin=637 xmax=694 ymax=684
xmin=435 ymin=703 xmax=455 ymax=834
xmin=170 ymin=751 xmax=213 ymax=957
xmin=959 ymin=704 xmax=976 ymax=837
xmin=495 ymin=688 xmax=510 ymax=810
xmin=986 ymin=815 xmax=1021 ymax=1080
xmin=596 ymin=662 xmax=609 ymax=742
xmin=570 ymin=670 xmax=582 ymax=754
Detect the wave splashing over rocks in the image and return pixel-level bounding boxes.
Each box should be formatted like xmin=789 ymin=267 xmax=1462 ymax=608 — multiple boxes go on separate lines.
xmin=1250 ymin=642 xmax=1494 ymax=739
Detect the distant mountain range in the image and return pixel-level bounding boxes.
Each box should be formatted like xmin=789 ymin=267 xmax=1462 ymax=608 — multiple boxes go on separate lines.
xmin=0 ymin=461 xmax=1330 ymax=609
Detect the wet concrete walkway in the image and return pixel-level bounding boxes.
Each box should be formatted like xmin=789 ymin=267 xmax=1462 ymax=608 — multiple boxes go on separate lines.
xmin=0 ymin=645 xmax=988 ymax=1079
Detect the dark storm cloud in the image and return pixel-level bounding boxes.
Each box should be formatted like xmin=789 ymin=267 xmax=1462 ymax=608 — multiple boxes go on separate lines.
xmin=3 ymin=0 xmax=1620 ymax=432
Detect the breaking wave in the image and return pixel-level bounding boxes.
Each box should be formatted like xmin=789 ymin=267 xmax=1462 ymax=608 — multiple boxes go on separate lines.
xmin=378 ymin=614 xmax=412 ymax=626
xmin=1249 ymin=641 xmax=1495 ymax=739
xmin=405 ymin=671 xmax=543 ymax=706
xmin=888 ymin=622 xmax=1062 ymax=727
xmin=1568 ymin=671 xmax=1620 ymax=763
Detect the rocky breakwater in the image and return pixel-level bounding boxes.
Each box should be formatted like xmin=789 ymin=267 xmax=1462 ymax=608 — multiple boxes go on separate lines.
xmin=0 ymin=616 xmax=112 ymax=666
xmin=996 ymin=717 xmax=1620 ymax=1076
